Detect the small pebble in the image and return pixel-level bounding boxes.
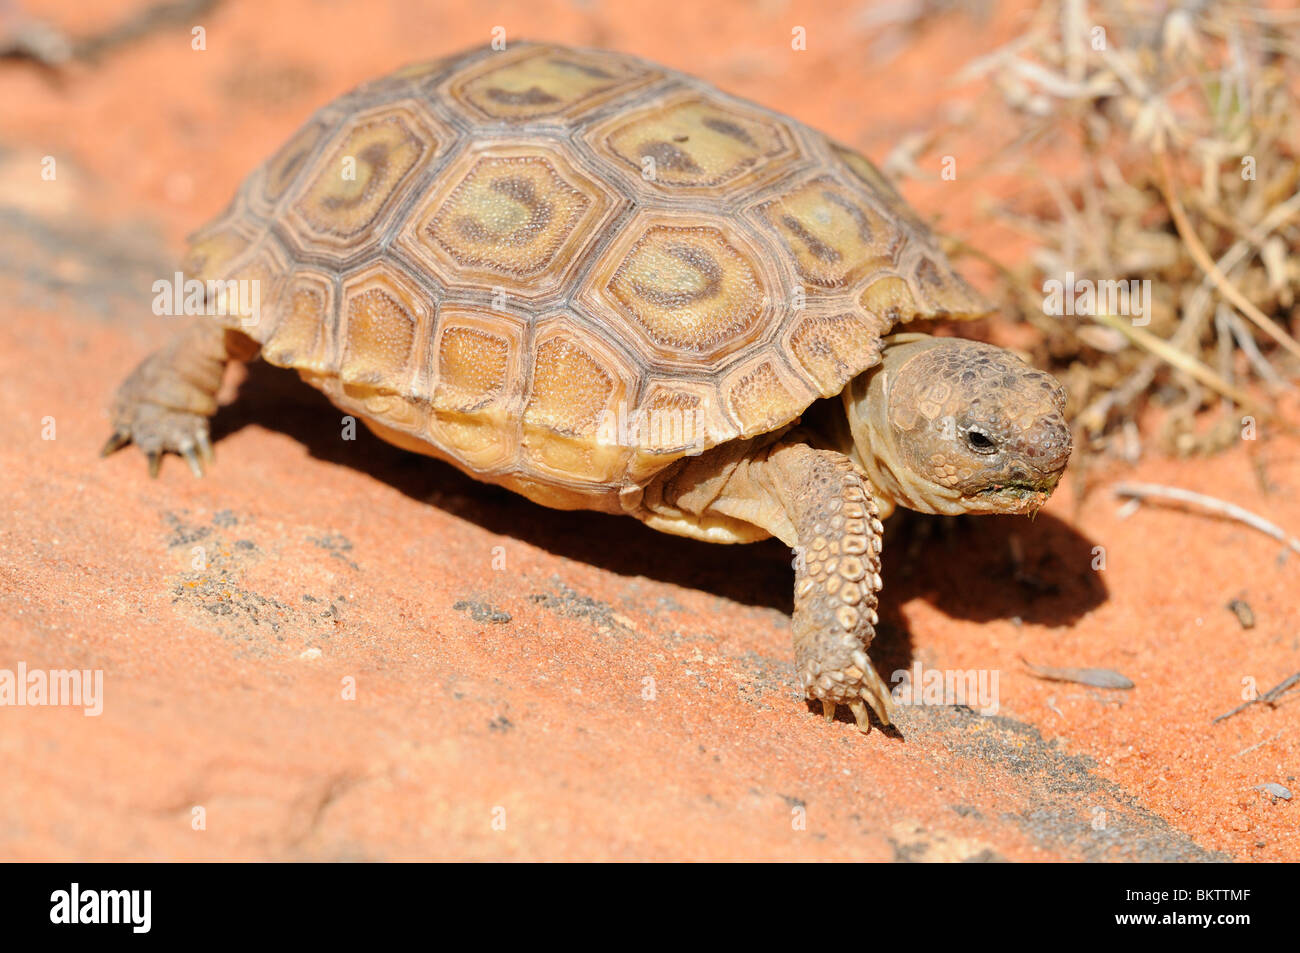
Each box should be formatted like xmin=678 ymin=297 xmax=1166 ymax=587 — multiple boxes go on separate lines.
xmin=1226 ymin=598 xmax=1255 ymax=629
xmin=1022 ymin=658 xmax=1134 ymax=690
xmin=1255 ymin=783 xmax=1292 ymax=801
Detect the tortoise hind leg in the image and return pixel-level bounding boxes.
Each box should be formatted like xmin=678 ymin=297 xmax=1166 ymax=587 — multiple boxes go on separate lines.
xmin=102 ymin=321 xmax=259 ymax=477
xmin=646 ymin=439 xmax=893 ymax=731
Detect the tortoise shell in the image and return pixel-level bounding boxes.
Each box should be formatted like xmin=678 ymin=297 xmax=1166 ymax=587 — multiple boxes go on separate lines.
xmin=188 ymin=41 xmax=988 ymax=514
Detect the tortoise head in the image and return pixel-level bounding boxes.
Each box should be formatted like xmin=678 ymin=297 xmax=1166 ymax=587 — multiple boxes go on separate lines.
xmin=846 ymin=335 xmax=1071 ymax=516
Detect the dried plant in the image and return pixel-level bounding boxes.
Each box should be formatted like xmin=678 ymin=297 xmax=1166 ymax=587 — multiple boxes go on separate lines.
xmin=930 ymin=0 xmax=1300 ymax=463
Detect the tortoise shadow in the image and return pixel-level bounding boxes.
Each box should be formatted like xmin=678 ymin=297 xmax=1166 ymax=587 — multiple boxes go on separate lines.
xmin=217 ymin=361 xmax=1109 ymax=656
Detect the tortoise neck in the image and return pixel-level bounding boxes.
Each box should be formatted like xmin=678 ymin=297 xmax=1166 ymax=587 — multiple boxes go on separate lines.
xmin=790 ymin=395 xmax=857 ymax=459
xmin=791 ymin=379 xmax=899 ymax=519
xmin=839 ymin=371 xmax=904 ymax=518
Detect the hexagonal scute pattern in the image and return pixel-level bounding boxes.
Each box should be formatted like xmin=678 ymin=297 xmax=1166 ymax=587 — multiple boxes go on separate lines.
xmin=292 ymin=107 xmax=441 ymax=248
xmin=177 ymin=41 xmax=989 ymax=507
xmin=448 ymin=45 xmax=658 ymax=122
xmin=599 ymin=220 xmax=769 ymax=363
xmin=752 ymin=177 xmax=902 ymax=290
xmin=595 ymin=94 xmax=796 ymax=189
xmin=405 ymin=146 xmax=619 ymax=298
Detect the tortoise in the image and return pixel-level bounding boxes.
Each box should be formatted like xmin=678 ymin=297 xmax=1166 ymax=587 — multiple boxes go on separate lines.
xmin=104 ymin=41 xmax=1072 ymax=731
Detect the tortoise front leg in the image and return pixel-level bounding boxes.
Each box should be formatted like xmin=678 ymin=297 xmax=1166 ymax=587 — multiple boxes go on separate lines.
xmin=764 ymin=444 xmax=893 ymax=730
xmin=650 ymin=440 xmax=894 ymax=731
xmin=102 ymin=320 xmax=259 ymax=477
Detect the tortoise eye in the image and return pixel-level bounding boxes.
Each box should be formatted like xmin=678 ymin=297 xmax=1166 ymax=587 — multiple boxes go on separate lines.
xmin=965 ymin=429 xmax=997 ymax=454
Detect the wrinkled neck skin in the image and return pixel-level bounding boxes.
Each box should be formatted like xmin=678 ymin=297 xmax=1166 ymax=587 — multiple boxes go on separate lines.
xmin=805 ymin=344 xmax=965 ymax=518
xmin=846 ymin=370 xmax=966 ymax=517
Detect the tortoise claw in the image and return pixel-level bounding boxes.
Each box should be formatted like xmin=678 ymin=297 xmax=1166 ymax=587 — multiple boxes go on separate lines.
xmin=859 ymin=665 xmax=895 ymax=727
xmin=181 ymin=445 xmax=205 ymax=478
xmin=822 ymin=692 xmax=892 ymax=733
xmin=848 ymin=699 xmax=871 ymax=732
xmin=101 ymin=402 xmax=213 ymax=478
xmin=100 ymin=431 xmax=131 ymax=457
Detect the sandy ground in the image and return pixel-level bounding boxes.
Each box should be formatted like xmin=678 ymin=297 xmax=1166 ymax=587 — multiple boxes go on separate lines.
xmin=0 ymin=0 xmax=1295 ymax=861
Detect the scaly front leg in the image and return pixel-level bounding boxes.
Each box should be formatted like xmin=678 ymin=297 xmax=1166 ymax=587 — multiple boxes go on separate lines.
xmin=646 ymin=439 xmax=894 ymax=731
xmin=764 ymin=444 xmax=893 ymax=731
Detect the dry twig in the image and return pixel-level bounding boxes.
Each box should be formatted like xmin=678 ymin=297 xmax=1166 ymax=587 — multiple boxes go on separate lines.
xmin=1112 ymin=481 xmax=1300 ymax=556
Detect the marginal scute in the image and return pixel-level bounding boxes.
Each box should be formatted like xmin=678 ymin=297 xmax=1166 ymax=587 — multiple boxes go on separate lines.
xmin=754 ymin=177 xmax=901 ymax=289
xmin=858 ymin=274 xmax=921 ymax=322
xmin=343 ymin=289 xmax=416 ymax=385
xmin=832 ymin=144 xmax=928 ymax=233
xmin=294 ymin=109 xmax=432 ymax=244
xmin=636 ymin=387 xmax=706 ymax=453
xmin=626 ymin=380 xmax=739 ymax=485
xmin=390 ymin=53 xmax=460 ymax=82
xmin=913 ymin=255 xmax=989 ymax=317
xmin=183 ymin=228 xmax=293 ymax=342
xmin=521 ymin=322 xmax=632 ymax=484
xmin=182 ymin=219 xmax=257 ymax=283
xmin=785 ymin=311 xmax=882 ymax=397
xmin=833 ymin=143 xmax=991 ymax=318
xmin=424 ymin=308 xmax=525 ymax=472
xmin=339 ymin=268 xmax=430 ymax=389
xmin=435 ymin=325 xmax=510 ymax=412
xmin=449 ymin=45 xmax=657 ymax=121
xmin=603 ymin=221 xmax=767 ymax=361
xmin=725 ymin=359 xmax=811 ymax=436
xmin=525 ymin=335 xmax=614 ymax=436
xmin=223 ymin=237 xmax=295 ymax=335
xmin=263 ymin=272 xmax=333 ymax=369
xmin=597 ymin=94 xmax=794 ymax=188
